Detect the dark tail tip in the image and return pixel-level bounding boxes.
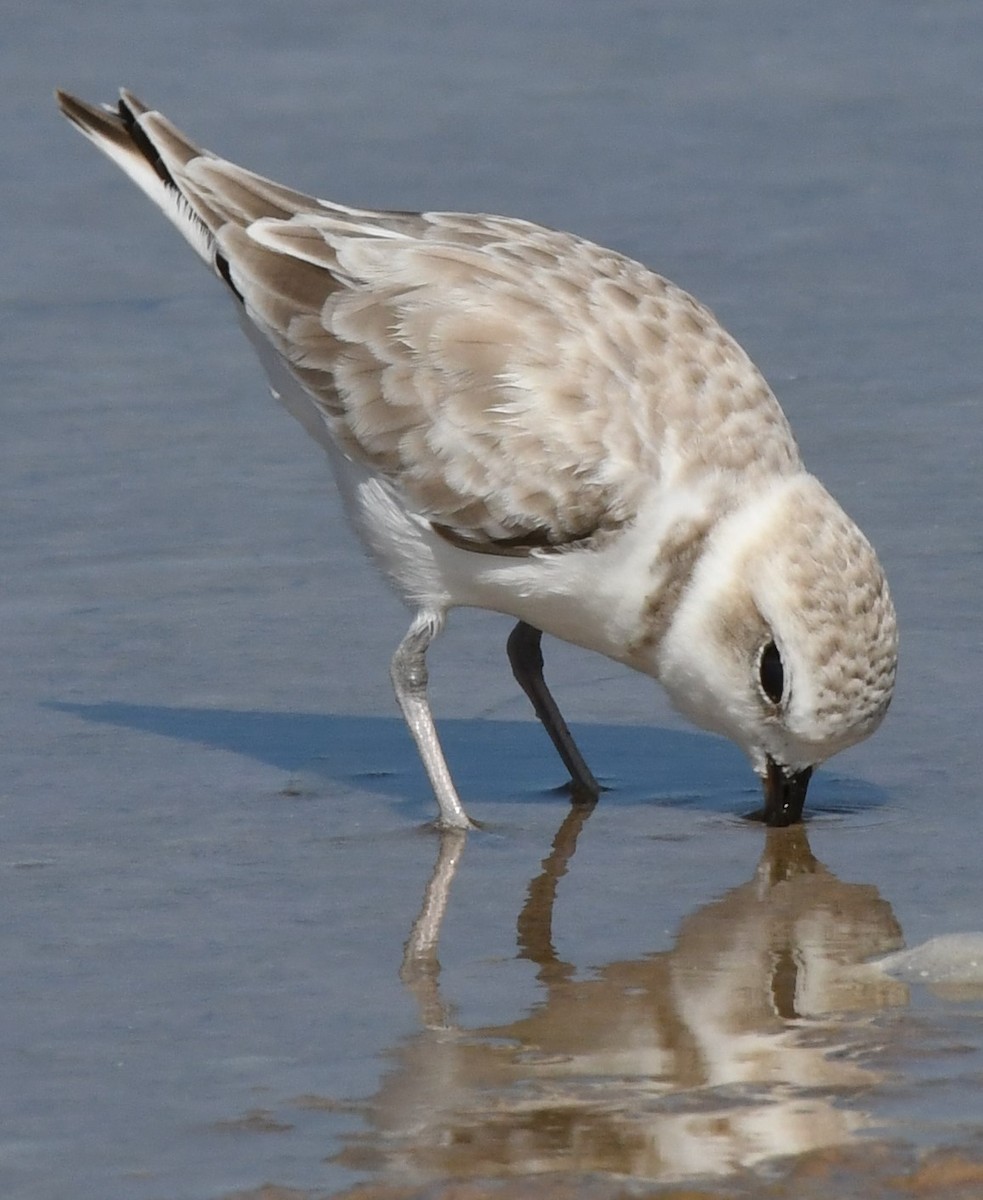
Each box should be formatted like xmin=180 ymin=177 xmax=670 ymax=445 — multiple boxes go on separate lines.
xmin=116 ymin=93 xmax=176 ymax=191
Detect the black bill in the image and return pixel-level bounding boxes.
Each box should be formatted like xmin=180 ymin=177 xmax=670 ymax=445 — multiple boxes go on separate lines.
xmin=758 ymin=758 xmax=813 ymax=826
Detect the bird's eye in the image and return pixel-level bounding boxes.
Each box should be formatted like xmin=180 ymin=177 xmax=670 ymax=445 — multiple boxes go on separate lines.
xmin=759 ymin=641 xmax=784 ymax=705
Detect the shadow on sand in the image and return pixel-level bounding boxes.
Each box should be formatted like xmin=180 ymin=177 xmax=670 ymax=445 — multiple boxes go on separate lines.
xmin=45 ymin=699 xmax=888 ymax=818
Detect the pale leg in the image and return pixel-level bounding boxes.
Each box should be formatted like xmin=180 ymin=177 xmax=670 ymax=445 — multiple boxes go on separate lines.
xmin=391 ymin=611 xmax=473 ymax=830
xmin=506 ymin=620 xmax=601 ymax=801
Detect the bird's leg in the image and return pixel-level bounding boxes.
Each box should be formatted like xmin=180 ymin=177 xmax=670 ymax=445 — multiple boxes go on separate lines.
xmin=506 ymin=620 xmax=601 ymax=802
xmin=391 ymin=612 xmax=474 ymax=830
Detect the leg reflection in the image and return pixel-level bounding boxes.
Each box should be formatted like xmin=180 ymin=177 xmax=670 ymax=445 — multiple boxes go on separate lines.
xmin=400 ymin=828 xmax=467 ymax=1029
xmin=516 ymin=799 xmax=596 ymax=986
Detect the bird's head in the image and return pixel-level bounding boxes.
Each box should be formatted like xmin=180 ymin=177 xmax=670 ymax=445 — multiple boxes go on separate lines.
xmin=656 ymin=475 xmax=898 ymax=824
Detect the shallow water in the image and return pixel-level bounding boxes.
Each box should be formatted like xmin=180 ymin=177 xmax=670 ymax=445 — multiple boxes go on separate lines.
xmin=5 ymin=2 xmax=983 ymax=1197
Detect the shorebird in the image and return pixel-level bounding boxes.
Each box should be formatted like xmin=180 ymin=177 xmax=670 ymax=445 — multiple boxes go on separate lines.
xmin=56 ymin=89 xmax=898 ymax=829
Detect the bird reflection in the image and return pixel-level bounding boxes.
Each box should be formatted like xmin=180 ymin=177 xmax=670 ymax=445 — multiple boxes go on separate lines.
xmin=336 ymin=809 xmax=906 ymax=1184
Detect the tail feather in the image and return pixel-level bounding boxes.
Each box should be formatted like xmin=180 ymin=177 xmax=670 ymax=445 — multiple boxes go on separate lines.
xmin=57 ymin=89 xmax=333 ymax=275
xmin=56 ymin=89 xmax=215 ymax=265
xmin=116 ymin=91 xmax=182 ymax=192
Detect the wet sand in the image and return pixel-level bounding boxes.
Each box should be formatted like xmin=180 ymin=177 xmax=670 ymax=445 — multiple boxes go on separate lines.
xmin=7 ymin=1 xmax=983 ymax=1197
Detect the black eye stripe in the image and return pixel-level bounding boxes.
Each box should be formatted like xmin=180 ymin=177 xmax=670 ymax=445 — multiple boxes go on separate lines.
xmin=759 ymin=641 xmax=784 ymax=704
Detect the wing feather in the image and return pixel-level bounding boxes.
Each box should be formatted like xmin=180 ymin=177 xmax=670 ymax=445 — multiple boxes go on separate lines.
xmin=59 ymin=90 xmax=799 ymax=549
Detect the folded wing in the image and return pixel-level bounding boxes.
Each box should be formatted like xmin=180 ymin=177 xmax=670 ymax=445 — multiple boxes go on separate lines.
xmin=57 ymin=90 xmax=791 ymax=550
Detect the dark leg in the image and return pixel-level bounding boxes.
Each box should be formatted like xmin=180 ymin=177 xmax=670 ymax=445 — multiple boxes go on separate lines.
xmin=506 ymin=620 xmax=601 ymax=801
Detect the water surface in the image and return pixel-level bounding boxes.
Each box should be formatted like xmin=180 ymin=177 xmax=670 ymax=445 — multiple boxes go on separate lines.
xmin=4 ymin=2 xmax=983 ymax=1197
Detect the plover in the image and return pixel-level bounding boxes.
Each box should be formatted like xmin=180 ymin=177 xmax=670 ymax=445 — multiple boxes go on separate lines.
xmin=56 ymin=90 xmax=898 ymax=829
